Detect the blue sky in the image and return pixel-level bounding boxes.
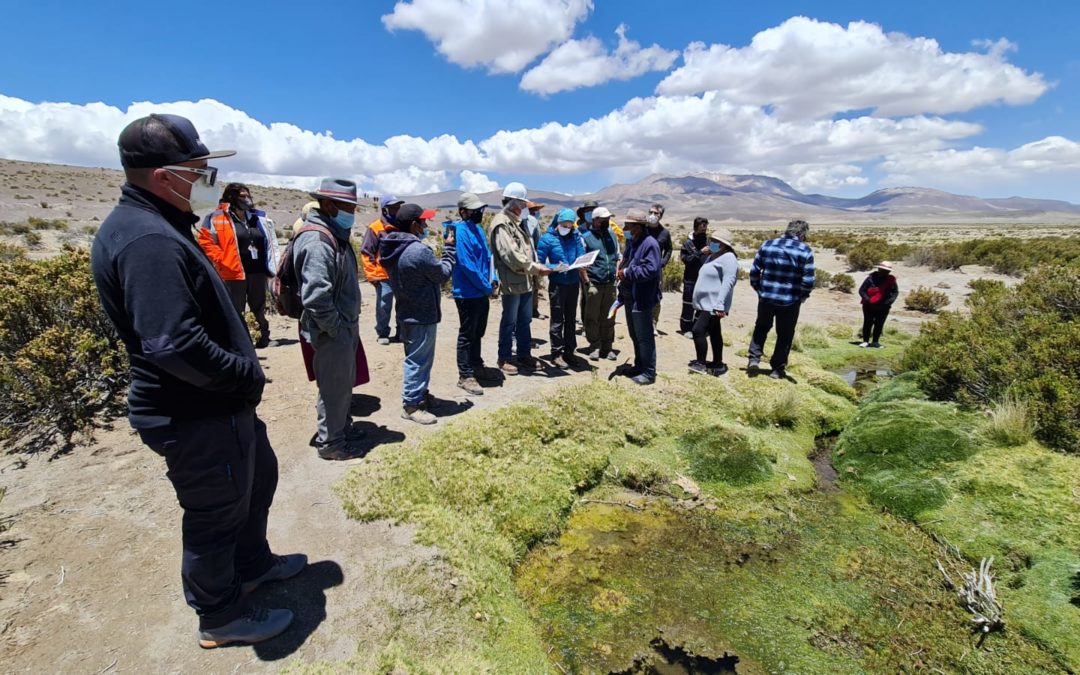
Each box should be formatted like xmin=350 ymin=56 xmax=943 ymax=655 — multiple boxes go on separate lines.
xmin=1 ymin=0 xmax=1079 ymax=200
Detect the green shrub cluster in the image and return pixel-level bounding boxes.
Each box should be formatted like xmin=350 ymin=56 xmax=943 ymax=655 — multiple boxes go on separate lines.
xmin=813 ymin=268 xmax=832 ymax=288
xmin=903 ymin=260 xmax=1080 ymax=453
xmin=0 ymin=247 xmax=128 ymax=453
xmin=904 ymin=286 xmax=949 ymax=313
xmin=830 ymin=272 xmax=855 ymax=293
xmin=660 ymin=256 xmax=684 ymax=292
xmin=918 ymin=236 xmax=1080 ymax=275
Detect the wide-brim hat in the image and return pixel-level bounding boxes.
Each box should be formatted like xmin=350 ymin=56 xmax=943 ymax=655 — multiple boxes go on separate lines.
xmin=876 ymin=261 xmax=894 ymax=271
xmin=457 ymin=192 xmax=487 ymax=210
xmin=525 ymin=200 xmax=542 ymax=210
xmin=624 ymin=208 xmax=648 ymax=224
xmin=310 ymin=177 xmax=359 ymax=205
xmin=710 ymin=228 xmax=735 ymax=249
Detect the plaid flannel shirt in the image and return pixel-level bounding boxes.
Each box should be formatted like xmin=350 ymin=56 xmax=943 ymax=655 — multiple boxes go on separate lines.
xmin=749 ymin=234 xmax=815 ymax=306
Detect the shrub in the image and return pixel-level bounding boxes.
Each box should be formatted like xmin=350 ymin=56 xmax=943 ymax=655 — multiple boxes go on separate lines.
xmin=23 ymin=231 xmax=42 ymax=248
xmin=983 ymin=394 xmax=1035 ymax=447
xmin=903 ymin=260 xmax=1080 ymax=453
xmin=742 ymin=386 xmax=801 ymax=428
xmin=0 ymin=242 xmax=25 ymax=262
xmin=904 ymin=286 xmax=949 ymax=313
xmin=661 ymin=257 xmax=685 ymax=292
xmin=813 ymin=268 xmax=833 ymax=288
xmin=0 ymin=247 xmax=128 ymax=454
xmin=846 ymin=238 xmax=890 ymax=271
xmin=830 ymin=273 xmax=855 ymax=293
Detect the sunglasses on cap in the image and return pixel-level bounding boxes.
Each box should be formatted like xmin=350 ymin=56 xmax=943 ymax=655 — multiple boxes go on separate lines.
xmin=163 ymin=165 xmax=219 ymax=187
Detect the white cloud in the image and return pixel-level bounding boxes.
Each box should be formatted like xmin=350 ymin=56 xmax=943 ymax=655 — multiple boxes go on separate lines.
xmin=459 ymin=170 xmax=499 ymax=193
xmin=882 ymin=136 xmax=1080 ymax=189
xmin=657 ymin=16 xmax=1050 ymax=120
xmin=382 ymin=0 xmax=592 ymax=74
xmin=3 ymin=91 xmax=1077 ymax=198
xmin=520 ymin=24 xmax=678 ymax=94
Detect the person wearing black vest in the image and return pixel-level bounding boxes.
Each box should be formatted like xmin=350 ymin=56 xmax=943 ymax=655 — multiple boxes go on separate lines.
xmin=90 ymin=114 xmax=305 ymax=648
xmin=679 ymin=217 xmax=710 ymax=335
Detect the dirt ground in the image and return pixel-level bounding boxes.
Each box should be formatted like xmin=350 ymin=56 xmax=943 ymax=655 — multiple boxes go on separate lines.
xmin=0 ymin=232 xmax=1020 ymax=674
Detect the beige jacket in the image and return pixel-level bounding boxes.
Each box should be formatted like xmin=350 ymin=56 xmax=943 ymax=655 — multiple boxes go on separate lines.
xmin=491 ymin=208 xmax=543 ymax=295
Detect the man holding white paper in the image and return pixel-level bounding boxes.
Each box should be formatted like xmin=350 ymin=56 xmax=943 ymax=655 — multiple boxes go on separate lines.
xmin=580 ymin=207 xmax=620 ymax=360
xmin=536 ymin=208 xmax=587 ymax=369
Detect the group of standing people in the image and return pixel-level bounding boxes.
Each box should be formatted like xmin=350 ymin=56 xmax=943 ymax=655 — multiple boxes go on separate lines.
xmin=88 ymin=112 xmax=901 ymax=651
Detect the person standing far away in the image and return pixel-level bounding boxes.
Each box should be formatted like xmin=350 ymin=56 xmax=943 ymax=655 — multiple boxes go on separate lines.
xmin=536 ymin=208 xmax=587 ymax=369
xmin=197 ymin=183 xmax=280 ymax=348
xmin=360 ymin=195 xmax=404 ymax=346
xmin=679 ymin=217 xmax=710 ymax=337
xmin=858 ymin=261 xmax=898 ymax=348
xmin=90 ymin=113 xmax=305 ymax=649
xmin=379 ymin=204 xmax=456 ymax=424
xmin=646 ymin=203 xmax=673 ymax=333
xmin=446 ymin=192 xmax=500 ymax=396
xmin=490 ymin=182 xmax=552 ymax=374
xmin=580 ymin=206 xmax=620 ymax=361
xmin=293 ymin=178 xmax=367 ymax=460
xmin=617 ymin=209 xmax=662 ymax=385
xmin=747 ymin=219 xmax=816 ymax=380
xmin=524 ymin=201 xmax=546 ymax=319
xmin=689 ymin=229 xmax=739 ymax=376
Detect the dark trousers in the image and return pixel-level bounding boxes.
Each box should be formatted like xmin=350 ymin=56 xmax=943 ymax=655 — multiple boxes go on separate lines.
xmin=748 ymin=299 xmax=801 ymax=371
xmin=627 ymin=308 xmax=657 ymax=379
xmin=138 ymin=408 xmax=277 ymax=630
xmin=226 ymin=273 xmax=270 ymax=341
xmin=680 ymin=279 xmax=697 ymax=334
xmin=861 ymin=303 xmax=890 ymax=343
xmin=692 ymin=310 xmax=723 ymax=365
xmin=455 ymin=296 xmax=489 ymax=377
xmin=549 ymin=282 xmax=580 ymax=356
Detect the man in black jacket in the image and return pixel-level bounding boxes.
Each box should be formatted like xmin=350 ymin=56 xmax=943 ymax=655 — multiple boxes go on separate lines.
xmin=91 ymin=114 xmax=305 ymax=648
xmin=646 ymin=203 xmax=673 ymax=332
xmin=679 ymin=216 xmax=710 ymax=335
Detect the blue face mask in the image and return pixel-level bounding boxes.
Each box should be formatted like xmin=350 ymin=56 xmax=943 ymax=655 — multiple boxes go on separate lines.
xmin=333 ymin=211 xmax=355 ymax=230
xmin=709 ymin=241 xmax=721 ymax=253
xmin=625 ymin=232 xmax=633 ymax=243
xmin=583 ymin=211 xmax=593 ymax=224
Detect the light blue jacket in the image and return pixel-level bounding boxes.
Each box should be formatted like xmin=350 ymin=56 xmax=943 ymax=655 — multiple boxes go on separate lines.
xmin=692 ymin=251 xmax=739 ymax=314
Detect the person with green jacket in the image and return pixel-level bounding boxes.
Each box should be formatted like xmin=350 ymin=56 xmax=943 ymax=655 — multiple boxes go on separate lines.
xmin=580 ymin=207 xmax=620 ymax=361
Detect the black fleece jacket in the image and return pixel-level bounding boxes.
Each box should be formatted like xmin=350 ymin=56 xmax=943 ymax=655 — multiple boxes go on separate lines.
xmin=91 ymin=184 xmax=264 ymax=429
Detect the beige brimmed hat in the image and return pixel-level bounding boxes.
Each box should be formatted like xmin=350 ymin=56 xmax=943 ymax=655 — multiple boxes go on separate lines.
xmin=710 ymin=228 xmax=735 ymax=249
xmin=592 ymin=207 xmax=613 ymax=218
xmin=624 ymin=208 xmax=648 ymax=224
xmin=876 ymin=261 xmax=894 ymax=271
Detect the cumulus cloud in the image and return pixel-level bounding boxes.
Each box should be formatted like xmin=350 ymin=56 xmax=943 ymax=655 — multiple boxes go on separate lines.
xmin=382 ymin=0 xmax=592 ymax=74
xmin=4 ymin=91 xmax=1078 ymax=197
xmin=656 ymin=16 xmax=1050 ymax=120
xmin=882 ymin=136 xmax=1080 ymax=188
xmin=520 ymin=24 xmax=678 ymax=94
xmin=459 ymin=170 xmax=499 ymax=193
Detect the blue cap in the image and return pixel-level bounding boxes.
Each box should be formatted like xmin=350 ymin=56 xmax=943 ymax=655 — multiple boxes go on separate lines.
xmin=380 ymin=195 xmax=405 ymax=209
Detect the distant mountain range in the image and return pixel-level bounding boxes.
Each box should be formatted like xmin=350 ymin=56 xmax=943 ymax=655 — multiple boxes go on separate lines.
xmin=408 ymin=172 xmax=1080 ymax=223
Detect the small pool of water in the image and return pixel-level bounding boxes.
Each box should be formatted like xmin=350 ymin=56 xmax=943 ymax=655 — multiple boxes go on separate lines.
xmin=836 ymin=367 xmax=894 ymax=386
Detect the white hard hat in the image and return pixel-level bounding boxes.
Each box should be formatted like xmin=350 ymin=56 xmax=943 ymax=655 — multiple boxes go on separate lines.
xmin=502 ymin=182 xmax=528 ymax=200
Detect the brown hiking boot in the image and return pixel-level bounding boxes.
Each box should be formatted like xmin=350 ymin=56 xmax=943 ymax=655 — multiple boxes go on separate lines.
xmin=402 ymin=405 xmax=437 ymax=425
xmin=498 ymin=359 xmax=518 ymax=375
xmin=457 ymin=376 xmax=484 ymax=395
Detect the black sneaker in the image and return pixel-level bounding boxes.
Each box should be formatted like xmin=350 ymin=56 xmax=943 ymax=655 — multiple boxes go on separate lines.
xmin=631 ymin=373 xmax=656 ymax=386
xmin=197 ymin=606 xmax=293 ymax=649
xmin=687 ymin=360 xmax=707 ymax=374
xmin=708 ymin=364 xmax=729 ymax=377
xmin=241 ymin=553 xmax=308 ymax=594
xmin=747 ymin=359 xmax=761 ymax=370
xmin=768 ymin=369 xmax=786 ymax=380
xmin=869 ymin=341 xmax=882 ymax=349
xmin=318 ymin=443 xmax=367 ymax=461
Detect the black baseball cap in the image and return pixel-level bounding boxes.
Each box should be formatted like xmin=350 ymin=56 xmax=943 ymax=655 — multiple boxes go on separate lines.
xmin=118 ymin=113 xmax=236 ymax=169
xmin=395 ymin=203 xmax=436 ymax=224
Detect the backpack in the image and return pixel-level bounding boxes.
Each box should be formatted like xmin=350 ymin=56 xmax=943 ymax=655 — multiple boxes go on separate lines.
xmin=272 ymin=224 xmax=339 ymax=319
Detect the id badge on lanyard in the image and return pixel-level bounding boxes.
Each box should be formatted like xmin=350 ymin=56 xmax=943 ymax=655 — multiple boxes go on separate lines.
xmin=249 ymin=243 xmax=259 ymax=260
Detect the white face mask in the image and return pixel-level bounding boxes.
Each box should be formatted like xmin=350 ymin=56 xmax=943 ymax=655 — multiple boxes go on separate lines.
xmin=556 ymin=225 xmax=572 ymax=236
xmin=646 ymin=214 xmax=660 ymax=226
xmin=168 ymin=170 xmax=220 ymax=214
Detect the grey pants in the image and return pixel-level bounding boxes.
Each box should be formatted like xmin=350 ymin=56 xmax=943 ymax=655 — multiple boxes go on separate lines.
xmin=582 ymin=282 xmax=617 ymax=352
xmin=312 ymin=323 xmax=358 ymax=451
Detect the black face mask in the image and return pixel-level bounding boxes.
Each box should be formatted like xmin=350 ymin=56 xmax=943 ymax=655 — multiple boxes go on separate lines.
xmin=466 ymin=210 xmax=484 ymax=224
xmin=693 ymin=231 xmax=707 ymax=245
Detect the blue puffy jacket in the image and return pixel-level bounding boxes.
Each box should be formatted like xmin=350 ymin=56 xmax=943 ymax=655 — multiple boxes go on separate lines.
xmin=536 ymin=229 xmax=584 ymax=286
xmin=446 ymin=219 xmax=495 ymax=299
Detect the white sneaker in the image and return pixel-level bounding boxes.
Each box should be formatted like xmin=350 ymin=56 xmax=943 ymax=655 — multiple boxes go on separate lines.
xmin=858 ymin=341 xmax=869 ymax=348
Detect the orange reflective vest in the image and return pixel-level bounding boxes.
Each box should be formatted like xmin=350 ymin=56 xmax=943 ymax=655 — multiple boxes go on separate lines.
xmin=198 ymin=204 xmax=246 ymax=281
xmin=359 ymin=218 xmax=393 ymax=283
